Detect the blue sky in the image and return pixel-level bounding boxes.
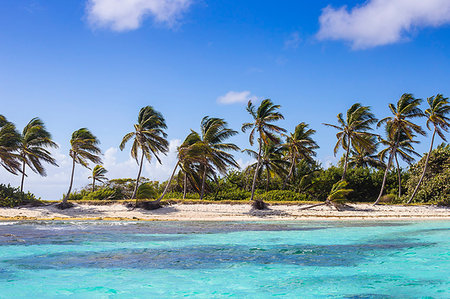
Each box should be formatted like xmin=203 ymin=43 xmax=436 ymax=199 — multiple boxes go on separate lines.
xmin=1 ymin=0 xmax=450 ymax=199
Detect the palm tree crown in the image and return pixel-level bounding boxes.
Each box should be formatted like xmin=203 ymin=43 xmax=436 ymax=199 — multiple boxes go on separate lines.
xmin=324 ymin=103 xmax=377 ymax=179
xmin=19 ymin=117 xmax=58 ymax=192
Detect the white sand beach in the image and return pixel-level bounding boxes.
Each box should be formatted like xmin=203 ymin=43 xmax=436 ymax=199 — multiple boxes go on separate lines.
xmin=0 ymin=203 xmax=449 ymax=221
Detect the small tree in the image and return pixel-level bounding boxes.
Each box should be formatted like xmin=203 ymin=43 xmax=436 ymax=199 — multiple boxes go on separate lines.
xmin=88 ymin=165 xmax=108 ymax=192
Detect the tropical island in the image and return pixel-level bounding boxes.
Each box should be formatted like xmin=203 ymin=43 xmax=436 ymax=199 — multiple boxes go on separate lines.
xmin=1 ymin=94 xmax=449 ymax=221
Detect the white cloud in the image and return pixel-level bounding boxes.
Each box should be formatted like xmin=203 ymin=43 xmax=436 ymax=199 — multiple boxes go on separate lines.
xmin=217 ymin=91 xmax=257 ymax=105
xmin=317 ymin=0 xmax=450 ymax=49
xmin=284 ymin=32 xmax=301 ymax=49
xmin=0 ymin=139 xmax=181 ymax=200
xmin=85 ymin=0 xmax=192 ymax=31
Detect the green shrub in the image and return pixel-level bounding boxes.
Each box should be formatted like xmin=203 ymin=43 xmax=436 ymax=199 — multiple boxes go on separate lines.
xmin=136 ymin=183 xmax=158 ymax=199
xmin=0 ymin=184 xmax=41 ymax=207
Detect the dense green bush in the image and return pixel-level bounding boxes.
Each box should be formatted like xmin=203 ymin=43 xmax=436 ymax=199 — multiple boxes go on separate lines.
xmin=0 ymin=184 xmax=41 ymax=207
xmin=64 ymin=187 xmax=124 ymax=201
xmin=136 ymin=183 xmax=158 ymax=199
xmin=163 ymin=192 xmax=200 ymax=199
xmin=405 ymin=144 xmax=450 ymax=203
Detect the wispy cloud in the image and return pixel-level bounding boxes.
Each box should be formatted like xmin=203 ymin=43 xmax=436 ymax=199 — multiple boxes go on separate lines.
xmin=284 ymin=32 xmax=301 ymax=49
xmin=217 ymin=91 xmax=257 ymax=105
xmin=85 ymin=0 xmax=192 ymax=32
xmin=317 ymin=0 xmax=450 ymax=49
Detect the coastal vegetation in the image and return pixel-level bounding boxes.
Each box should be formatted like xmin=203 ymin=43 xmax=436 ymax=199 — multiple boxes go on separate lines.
xmin=1 ymin=93 xmax=449 ymax=209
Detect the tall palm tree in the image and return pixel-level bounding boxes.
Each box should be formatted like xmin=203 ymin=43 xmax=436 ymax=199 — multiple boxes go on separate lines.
xmin=120 ymin=106 xmax=169 ymax=200
xmin=19 ymin=118 xmax=58 ymax=193
xmin=378 ymin=128 xmax=419 ymax=199
xmin=155 ymin=130 xmax=202 ymax=203
xmin=193 ymin=116 xmax=240 ymax=199
xmin=0 ymin=115 xmax=21 ymax=175
xmin=60 ymin=128 xmax=102 ymax=208
xmin=374 ymin=94 xmax=425 ymax=204
xmin=89 ymin=165 xmax=108 ymax=192
xmin=324 ymin=103 xmax=377 ymax=180
xmin=408 ymin=94 xmax=450 ymax=203
xmin=281 ymin=122 xmax=318 ymax=189
xmin=244 ymin=138 xmax=288 ymax=191
xmin=242 ymin=99 xmax=286 ymax=203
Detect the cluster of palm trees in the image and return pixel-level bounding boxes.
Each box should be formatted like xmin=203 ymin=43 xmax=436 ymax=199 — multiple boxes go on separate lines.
xmin=1 ymin=92 xmax=449 ymax=208
xmin=325 ymin=93 xmax=450 ymax=204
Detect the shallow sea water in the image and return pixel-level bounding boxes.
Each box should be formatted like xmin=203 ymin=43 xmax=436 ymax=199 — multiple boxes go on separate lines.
xmin=0 ymin=220 xmax=449 ymax=298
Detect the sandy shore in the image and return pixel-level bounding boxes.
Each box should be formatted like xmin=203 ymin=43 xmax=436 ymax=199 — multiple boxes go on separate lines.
xmin=0 ymin=203 xmax=449 ymax=221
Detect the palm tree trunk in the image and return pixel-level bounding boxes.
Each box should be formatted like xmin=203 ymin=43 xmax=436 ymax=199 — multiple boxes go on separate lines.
xmin=250 ymin=137 xmax=263 ymax=201
xmin=394 ymin=153 xmax=401 ymax=198
xmin=183 ymin=171 xmax=187 ymax=199
xmin=373 ymin=149 xmax=394 ymax=205
xmin=92 ymin=177 xmax=95 ymax=193
xmin=200 ymin=165 xmax=207 ymax=200
xmin=131 ymin=151 xmax=145 ymax=200
xmin=299 ymin=201 xmax=328 ymax=210
xmin=63 ymin=156 xmax=76 ymax=204
xmin=342 ymin=135 xmax=351 ymax=180
xmin=282 ymin=160 xmax=295 ymax=190
xmin=156 ymin=161 xmax=179 ymax=203
xmin=20 ymin=158 xmax=26 ymax=193
xmin=408 ymin=128 xmax=437 ymax=203
xmin=266 ymin=168 xmax=270 ymax=192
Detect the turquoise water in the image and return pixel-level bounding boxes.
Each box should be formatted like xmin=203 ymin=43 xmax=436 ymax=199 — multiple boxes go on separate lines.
xmin=0 ymin=220 xmax=449 ymax=298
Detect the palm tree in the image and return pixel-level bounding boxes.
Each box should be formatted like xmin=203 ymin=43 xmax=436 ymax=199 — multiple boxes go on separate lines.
xmin=374 ymin=94 xmax=425 ymax=204
xmin=324 ymin=103 xmax=377 ymax=180
xmin=244 ymin=138 xmax=288 ymax=191
xmin=300 ymin=180 xmax=353 ymax=211
xmin=378 ymin=128 xmax=419 ymax=199
xmin=193 ymin=117 xmax=240 ymax=199
xmin=408 ymin=94 xmax=450 ymax=203
xmin=281 ymin=122 xmax=318 ymax=189
xmin=60 ymin=128 xmax=102 ymax=208
xmin=154 ymin=130 xmax=202 ymax=203
xmin=18 ymin=118 xmax=58 ymax=193
xmin=120 ymin=106 xmax=169 ymax=200
xmin=242 ymin=99 xmax=286 ymax=203
xmin=0 ymin=115 xmax=21 ymax=175
xmin=88 ymin=165 xmax=108 ymax=192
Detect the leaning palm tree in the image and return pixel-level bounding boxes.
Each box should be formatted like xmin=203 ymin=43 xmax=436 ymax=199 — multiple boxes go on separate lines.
xmin=281 ymin=122 xmax=318 ymax=189
xmin=374 ymin=94 xmax=425 ymax=205
xmin=88 ymin=165 xmax=108 ymax=192
xmin=154 ymin=130 xmax=202 ymax=203
xmin=375 ymin=127 xmax=419 ymax=204
xmin=60 ymin=128 xmax=102 ymax=208
xmin=19 ymin=118 xmax=58 ymax=193
xmin=408 ymin=94 xmax=450 ymax=203
xmin=120 ymin=106 xmax=169 ymax=200
xmin=195 ymin=117 xmax=240 ymax=199
xmin=0 ymin=115 xmax=21 ymax=175
xmin=244 ymin=138 xmax=288 ymax=191
xmin=300 ymin=180 xmax=353 ymax=211
xmin=324 ymin=103 xmax=377 ymax=180
xmin=242 ymin=99 xmax=286 ymax=204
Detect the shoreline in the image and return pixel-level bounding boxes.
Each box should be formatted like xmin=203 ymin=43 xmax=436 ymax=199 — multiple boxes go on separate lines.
xmin=0 ymin=203 xmax=449 ymax=222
